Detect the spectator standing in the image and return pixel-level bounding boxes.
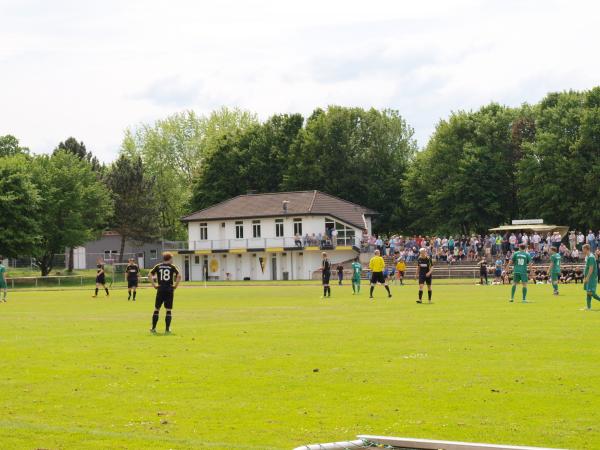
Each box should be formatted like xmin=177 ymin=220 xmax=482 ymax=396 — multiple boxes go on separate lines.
xmin=569 ymin=231 xmax=576 ymax=251
xmin=532 ymin=232 xmax=541 ymax=251
xmin=375 ymin=236 xmax=383 ymax=254
xmin=509 ymin=233 xmax=517 ymax=251
xmin=552 ymin=232 xmax=562 ymax=250
xmin=577 ymin=231 xmax=585 ymax=250
xmin=587 ymin=230 xmax=596 ymax=252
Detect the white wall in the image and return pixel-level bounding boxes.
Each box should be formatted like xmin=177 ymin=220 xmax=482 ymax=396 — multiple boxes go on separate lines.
xmin=187 ymin=215 xmax=363 ymax=244
xmin=178 ymin=247 xmax=359 ymax=282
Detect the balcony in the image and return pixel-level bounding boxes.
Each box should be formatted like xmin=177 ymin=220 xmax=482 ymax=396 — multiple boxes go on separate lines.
xmin=162 ymin=236 xmax=360 ymax=252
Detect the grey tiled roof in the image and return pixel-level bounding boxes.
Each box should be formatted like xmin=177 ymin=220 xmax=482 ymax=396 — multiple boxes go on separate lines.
xmin=182 ymin=191 xmax=376 ymax=230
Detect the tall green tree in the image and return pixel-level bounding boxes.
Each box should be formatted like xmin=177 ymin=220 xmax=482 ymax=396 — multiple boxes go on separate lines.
xmin=518 ymin=88 xmax=600 ymax=229
xmin=404 ymin=104 xmax=522 ymax=234
xmin=0 ymin=155 xmax=40 ymax=257
xmin=0 ymin=135 xmax=29 ymax=157
xmin=30 ymin=151 xmax=113 ymax=275
xmin=53 ymin=137 xmax=102 ymax=270
xmin=191 ymin=113 xmax=304 ymax=209
xmin=54 ymin=137 xmax=101 ymax=171
xmin=104 ymin=154 xmax=161 ymax=261
xmin=121 ymin=107 xmax=258 ymax=239
xmin=283 ymin=106 xmax=416 ymax=232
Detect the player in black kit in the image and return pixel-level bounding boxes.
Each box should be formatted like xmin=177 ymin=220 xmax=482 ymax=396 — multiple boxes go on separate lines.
xmin=415 ymin=248 xmax=433 ymax=303
xmin=126 ymin=258 xmax=139 ymax=301
xmin=149 ymin=252 xmax=181 ymax=334
xmin=321 ymin=252 xmax=331 ymax=298
xmin=479 ymin=258 xmax=488 ymax=285
xmin=92 ymin=261 xmax=109 ymax=298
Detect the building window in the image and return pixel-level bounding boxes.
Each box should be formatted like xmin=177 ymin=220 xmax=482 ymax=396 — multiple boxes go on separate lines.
xmin=252 ymin=220 xmax=261 ymax=238
xmin=293 ymin=218 xmax=302 ymax=236
xmin=275 ymin=219 xmax=284 ymax=237
xmin=199 ymin=222 xmax=208 ymax=240
xmin=194 ymin=255 xmax=200 ymax=264
xmin=235 ymin=221 xmax=244 ymax=239
xmin=150 ymin=249 xmax=158 ymax=259
xmin=104 ymin=250 xmax=118 ymax=260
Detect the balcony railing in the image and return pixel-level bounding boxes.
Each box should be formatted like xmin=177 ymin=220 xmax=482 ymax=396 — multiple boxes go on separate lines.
xmin=162 ymin=236 xmax=361 ymax=251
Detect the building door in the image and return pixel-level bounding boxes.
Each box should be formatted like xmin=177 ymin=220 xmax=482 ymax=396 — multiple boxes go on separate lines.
xmin=235 ymin=255 xmax=242 ymax=280
xmin=184 ymin=256 xmax=190 ymax=281
xmin=73 ymin=247 xmax=86 ymax=270
xmin=203 ymin=258 xmax=208 ymax=281
xmin=137 ymin=252 xmax=144 ymax=269
xmin=296 ymin=253 xmax=304 ymax=280
xmin=271 ymin=255 xmax=277 ymax=281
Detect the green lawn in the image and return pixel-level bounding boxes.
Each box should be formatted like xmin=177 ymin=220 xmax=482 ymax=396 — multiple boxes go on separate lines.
xmin=0 ymin=282 xmax=598 ymax=449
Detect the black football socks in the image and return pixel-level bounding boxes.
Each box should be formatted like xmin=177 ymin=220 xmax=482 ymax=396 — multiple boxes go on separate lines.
xmin=165 ymin=311 xmax=172 ymax=331
xmin=152 ymin=311 xmax=159 ymax=330
xmin=428 ymin=290 xmax=432 ymax=301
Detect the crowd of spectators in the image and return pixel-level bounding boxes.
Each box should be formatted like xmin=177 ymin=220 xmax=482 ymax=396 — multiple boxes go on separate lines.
xmin=360 ymin=229 xmax=600 ymax=264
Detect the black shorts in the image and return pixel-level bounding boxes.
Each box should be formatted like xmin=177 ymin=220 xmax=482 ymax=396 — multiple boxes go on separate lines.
xmin=96 ymin=276 xmax=105 ymax=284
xmin=155 ymin=289 xmax=174 ymax=309
xmin=127 ymin=278 xmax=138 ymax=288
xmin=418 ymin=274 xmax=432 ymax=285
xmin=322 ymin=271 xmax=331 ymax=285
xmin=480 ymin=270 xmax=487 ymax=276
xmin=370 ymin=272 xmax=386 ymax=284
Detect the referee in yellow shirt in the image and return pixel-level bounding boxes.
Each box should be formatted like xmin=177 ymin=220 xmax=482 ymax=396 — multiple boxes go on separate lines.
xmin=395 ymin=258 xmax=406 ymax=285
xmin=369 ymin=250 xmax=392 ymax=299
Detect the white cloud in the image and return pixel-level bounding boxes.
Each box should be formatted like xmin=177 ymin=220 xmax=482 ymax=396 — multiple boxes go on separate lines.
xmin=0 ymin=0 xmax=599 ymax=161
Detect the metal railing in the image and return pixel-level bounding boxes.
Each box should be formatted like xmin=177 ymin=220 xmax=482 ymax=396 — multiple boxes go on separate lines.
xmin=162 ymin=236 xmax=361 ymax=251
xmin=3 ymin=275 xmax=150 ymax=289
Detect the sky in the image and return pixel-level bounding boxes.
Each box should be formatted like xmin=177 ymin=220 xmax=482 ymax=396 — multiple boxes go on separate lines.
xmin=1 ymin=0 xmax=599 ymax=162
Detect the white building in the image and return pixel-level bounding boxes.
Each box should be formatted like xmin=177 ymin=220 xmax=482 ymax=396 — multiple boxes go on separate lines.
xmin=166 ymin=190 xmax=376 ymax=281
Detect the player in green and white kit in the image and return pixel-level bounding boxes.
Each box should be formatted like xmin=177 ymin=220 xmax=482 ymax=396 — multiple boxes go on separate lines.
xmin=548 ymin=246 xmax=561 ymax=295
xmin=507 ymin=243 xmax=531 ymax=303
xmin=0 ymin=257 xmax=7 ymax=302
xmin=351 ymin=257 xmax=362 ymax=295
xmin=582 ymin=244 xmax=600 ymax=310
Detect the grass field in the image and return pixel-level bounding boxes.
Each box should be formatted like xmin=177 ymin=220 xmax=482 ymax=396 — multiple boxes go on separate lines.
xmin=0 ymin=281 xmax=598 ymax=449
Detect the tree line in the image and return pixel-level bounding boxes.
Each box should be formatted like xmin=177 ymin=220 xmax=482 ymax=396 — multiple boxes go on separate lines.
xmin=1 ymin=87 xmax=599 ymax=274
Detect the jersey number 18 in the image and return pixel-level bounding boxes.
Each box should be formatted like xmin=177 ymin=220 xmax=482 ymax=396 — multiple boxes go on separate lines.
xmin=158 ymin=268 xmax=171 ymax=281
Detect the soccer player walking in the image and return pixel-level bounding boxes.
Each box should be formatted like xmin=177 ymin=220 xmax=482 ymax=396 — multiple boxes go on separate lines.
xmin=149 ymin=252 xmax=181 ymax=333
xmin=416 ymin=248 xmax=433 ymax=303
xmin=321 ymin=252 xmax=331 ymax=298
xmin=351 ymin=257 xmax=362 ymax=295
xmin=0 ymin=257 xmax=8 ymax=302
xmin=507 ymin=243 xmax=531 ymax=303
xmin=369 ymin=250 xmax=392 ymax=299
xmin=336 ymin=264 xmax=344 ymax=285
xmin=126 ymin=258 xmax=139 ymax=301
xmin=582 ymin=244 xmax=600 ymax=311
xmin=92 ymin=261 xmax=110 ymax=298
xmin=548 ymin=247 xmax=561 ymax=295
xmin=479 ymin=258 xmax=488 ymax=285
